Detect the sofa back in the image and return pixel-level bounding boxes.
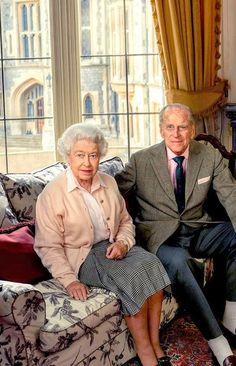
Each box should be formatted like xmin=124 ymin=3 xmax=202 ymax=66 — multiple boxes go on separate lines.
xmin=0 ymin=157 xmax=124 ymax=229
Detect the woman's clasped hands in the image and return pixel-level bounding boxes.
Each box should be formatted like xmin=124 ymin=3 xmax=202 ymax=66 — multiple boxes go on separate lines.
xmin=106 ymin=240 xmax=128 ymax=260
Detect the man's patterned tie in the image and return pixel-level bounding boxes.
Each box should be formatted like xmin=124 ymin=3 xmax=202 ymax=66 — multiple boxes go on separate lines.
xmin=173 ymin=156 xmax=185 ymax=213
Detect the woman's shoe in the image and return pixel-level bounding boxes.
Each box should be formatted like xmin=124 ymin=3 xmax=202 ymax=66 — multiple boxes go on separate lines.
xmin=157 ymin=355 xmax=173 ymax=366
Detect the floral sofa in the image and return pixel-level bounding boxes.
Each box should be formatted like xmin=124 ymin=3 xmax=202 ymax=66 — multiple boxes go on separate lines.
xmin=0 ymin=157 xmax=179 ymax=366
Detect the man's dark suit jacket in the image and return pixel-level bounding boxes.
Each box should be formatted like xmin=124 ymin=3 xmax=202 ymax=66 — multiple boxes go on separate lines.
xmin=115 ymin=139 xmax=236 ymax=254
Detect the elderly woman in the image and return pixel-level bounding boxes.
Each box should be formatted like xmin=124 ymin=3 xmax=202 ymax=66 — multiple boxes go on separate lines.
xmin=34 ymin=123 xmax=172 ymax=366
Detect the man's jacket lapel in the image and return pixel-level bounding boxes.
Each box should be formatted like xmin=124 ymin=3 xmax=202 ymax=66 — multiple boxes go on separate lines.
xmin=149 ymin=142 xmax=176 ymax=205
xmin=185 ymin=140 xmax=205 ymax=204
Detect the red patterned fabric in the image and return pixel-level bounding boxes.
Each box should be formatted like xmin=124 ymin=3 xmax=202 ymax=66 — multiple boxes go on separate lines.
xmin=0 ymin=222 xmax=51 ymax=284
xmin=160 ymin=314 xmax=213 ymax=365
xmin=125 ymin=314 xmax=214 ymax=366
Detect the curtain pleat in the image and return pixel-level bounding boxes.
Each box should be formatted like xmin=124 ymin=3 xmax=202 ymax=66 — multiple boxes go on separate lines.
xmin=49 ymin=0 xmax=81 ymax=158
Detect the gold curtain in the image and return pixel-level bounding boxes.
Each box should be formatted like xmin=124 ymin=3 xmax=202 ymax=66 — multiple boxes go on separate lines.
xmin=150 ymin=0 xmax=228 ymax=130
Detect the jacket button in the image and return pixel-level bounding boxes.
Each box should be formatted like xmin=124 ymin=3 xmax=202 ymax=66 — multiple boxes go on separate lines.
xmin=100 ymin=199 xmax=104 ymax=203
xmin=106 ymin=217 xmax=110 ymax=221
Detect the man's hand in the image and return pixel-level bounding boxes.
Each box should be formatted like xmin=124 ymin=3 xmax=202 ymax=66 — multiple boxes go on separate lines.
xmin=66 ymin=281 xmax=89 ymax=301
xmin=106 ymin=240 xmax=128 ymax=260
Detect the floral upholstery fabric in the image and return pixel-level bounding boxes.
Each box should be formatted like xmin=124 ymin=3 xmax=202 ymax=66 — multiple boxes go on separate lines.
xmin=99 ymin=156 xmax=124 ymax=176
xmin=35 ymin=279 xmax=178 ymax=354
xmin=0 ymin=162 xmax=66 ymax=222
xmin=33 ymin=162 xmax=67 ymax=184
xmin=0 ymin=182 xmax=19 ymax=228
xmin=35 ymin=279 xmax=120 ymax=353
xmin=0 ymin=173 xmax=46 ymax=221
xmin=0 ymin=279 xmax=178 ymax=366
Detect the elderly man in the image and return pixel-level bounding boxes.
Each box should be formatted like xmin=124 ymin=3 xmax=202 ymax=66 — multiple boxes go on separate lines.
xmin=115 ymin=103 xmax=236 ymax=366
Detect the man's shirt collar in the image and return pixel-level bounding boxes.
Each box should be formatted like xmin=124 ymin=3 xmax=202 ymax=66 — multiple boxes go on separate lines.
xmin=166 ymin=146 xmax=189 ymax=161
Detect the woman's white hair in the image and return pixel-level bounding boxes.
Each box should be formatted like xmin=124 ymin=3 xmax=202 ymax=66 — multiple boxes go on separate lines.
xmin=57 ymin=123 xmax=108 ymax=161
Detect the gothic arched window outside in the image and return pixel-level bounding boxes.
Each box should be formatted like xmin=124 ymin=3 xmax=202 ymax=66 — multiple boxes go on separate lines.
xmin=25 ymin=84 xmax=44 ymax=118
xmin=81 ymin=0 xmax=91 ymax=57
xmin=23 ymin=35 xmax=29 ymax=57
xmin=22 ymin=5 xmax=28 ymax=31
xmin=20 ymin=2 xmax=41 ymax=58
xmin=85 ymin=95 xmax=93 ymax=118
xmin=27 ymin=100 xmax=34 ymax=117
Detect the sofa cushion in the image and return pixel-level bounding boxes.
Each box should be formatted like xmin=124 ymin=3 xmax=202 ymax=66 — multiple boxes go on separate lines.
xmin=99 ymin=156 xmax=124 ymax=176
xmin=35 ymin=278 xmax=178 ymax=354
xmin=0 ymin=222 xmax=51 ymax=284
xmin=33 ymin=162 xmax=67 ymax=184
xmin=35 ymin=279 xmax=120 ymax=353
xmin=0 ymin=173 xmax=45 ymax=221
xmin=0 ymin=162 xmax=66 ymax=222
xmin=0 ymin=182 xmax=19 ymax=229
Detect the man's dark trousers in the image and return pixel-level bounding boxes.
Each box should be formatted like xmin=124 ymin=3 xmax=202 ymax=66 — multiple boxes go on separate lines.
xmin=157 ymin=222 xmax=236 ymax=340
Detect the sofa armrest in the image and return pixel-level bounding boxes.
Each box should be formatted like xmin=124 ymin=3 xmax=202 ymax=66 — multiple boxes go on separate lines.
xmin=0 ymin=280 xmax=46 ymax=335
xmin=0 ymin=281 xmax=47 ymax=365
